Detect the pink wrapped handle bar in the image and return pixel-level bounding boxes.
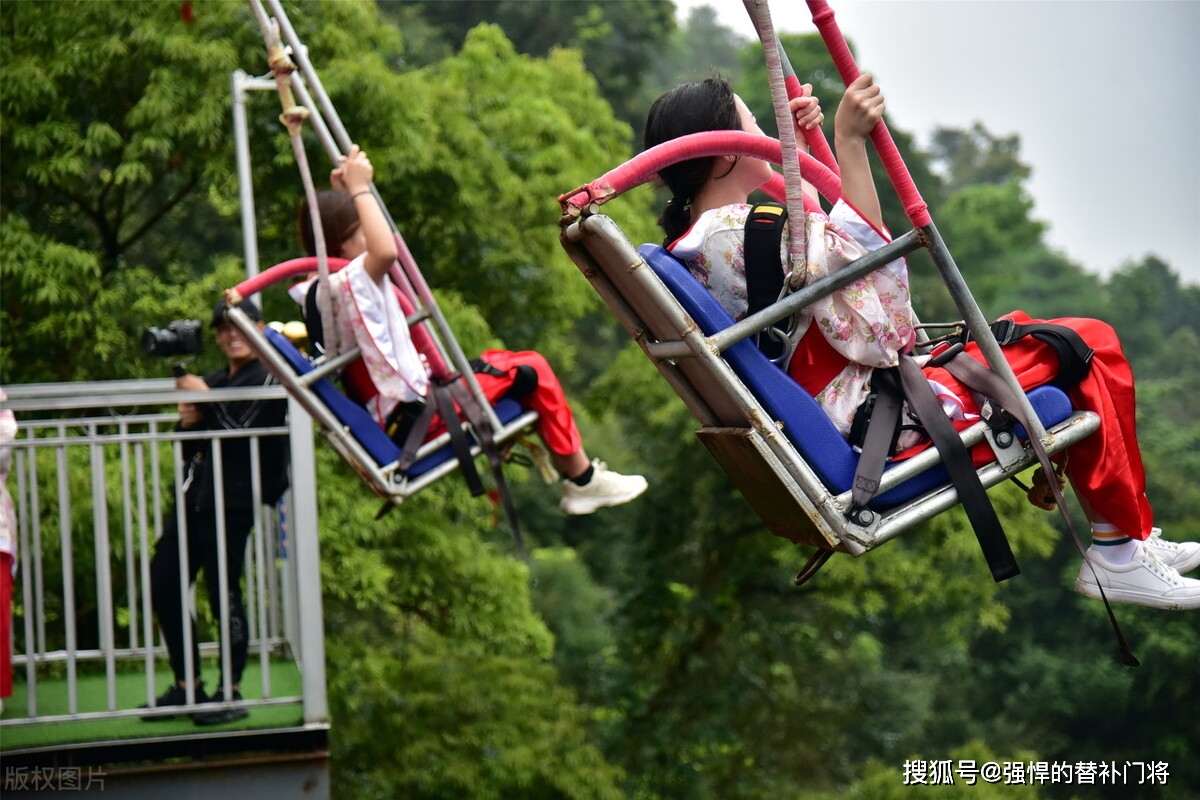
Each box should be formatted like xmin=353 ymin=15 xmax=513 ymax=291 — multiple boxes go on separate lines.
xmin=558 ymin=130 xmax=842 ymax=214
xmin=230 ymin=256 xmax=348 ymax=299
xmin=806 ymin=0 xmax=930 ymax=227
xmin=229 ymin=255 xmax=453 ymax=380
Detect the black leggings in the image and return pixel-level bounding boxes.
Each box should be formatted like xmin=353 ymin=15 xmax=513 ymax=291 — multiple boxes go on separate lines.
xmin=149 ymin=505 xmax=253 ymax=688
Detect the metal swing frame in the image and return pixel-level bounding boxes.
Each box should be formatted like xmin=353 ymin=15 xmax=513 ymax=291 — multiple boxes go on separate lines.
xmin=556 ymin=0 xmax=1101 ymax=559
xmin=224 ymin=0 xmax=539 ymax=506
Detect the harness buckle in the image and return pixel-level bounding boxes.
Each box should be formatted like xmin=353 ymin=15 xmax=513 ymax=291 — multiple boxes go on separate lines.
xmin=989 ymin=318 xmax=1020 ymax=346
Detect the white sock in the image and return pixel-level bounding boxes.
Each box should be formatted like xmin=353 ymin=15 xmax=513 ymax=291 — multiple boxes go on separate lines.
xmin=1091 ymin=525 xmax=1139 ymax=565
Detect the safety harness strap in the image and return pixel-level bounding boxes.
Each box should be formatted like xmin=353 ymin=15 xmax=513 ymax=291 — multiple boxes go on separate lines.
xmin=431 ymin=381 xmax=487 ymax=496
xmin=744 ymin=203 xmax=790 ymax=361
xmin=386 ymin=372 xmax=527 ymax=560
xmin=445 ymin=377 xmax=529 ymax=561
xmin=846 ymin=357 xmax=1019 ymax=582
xmin=983 ymin=320 xmax=1095 ymax=389
xmin=849 ymin=366 xmax=903 ymax=509
xmin=392 ymin=398 xmax=436 ymax=470
xmin=896 ymin=356 xmax=1021 ymax=582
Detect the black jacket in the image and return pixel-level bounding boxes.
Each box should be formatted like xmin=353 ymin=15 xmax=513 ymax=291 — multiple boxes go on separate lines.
xmin=180 ymin=359 xmax=290 ymax=512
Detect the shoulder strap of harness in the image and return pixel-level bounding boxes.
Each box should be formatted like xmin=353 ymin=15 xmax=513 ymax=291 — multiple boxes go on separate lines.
xmin=744 ymin=202 xmax=788 ymax=360
xmin=982 ymin=319 xmax=1094 ymax=389
xmin=305 ymin=280 xmax=325 ymax=351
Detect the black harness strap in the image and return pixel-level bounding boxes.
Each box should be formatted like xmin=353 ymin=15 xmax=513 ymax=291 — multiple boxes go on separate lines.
xmin=849 ymin=366 xmax=904 ymax=509
xmin=444 ymin=376 xmax=529 ymax=562
xmin=983 ymin=320 xmax=1095 ymax=389
xmin=305 ymin=280 xmax=325 ymax=352
xmin=895 ymin=356 xmax=1021 ymax=582
xmin=390 ymin=372 xmax=528 ymax=561
xmin=430 ymin=380 xmax=487 ymax=497
xmin=392 ymin=399 xmax=437 ymax=470
xmin=846 ymin=357 xmax=1019 ymax=582
xmin=744 ymin=203 xmax=789 ymax=361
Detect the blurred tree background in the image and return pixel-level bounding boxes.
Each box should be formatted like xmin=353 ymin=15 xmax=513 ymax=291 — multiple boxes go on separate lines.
xmin=2 ymin=1 xmax=1198 ymax=798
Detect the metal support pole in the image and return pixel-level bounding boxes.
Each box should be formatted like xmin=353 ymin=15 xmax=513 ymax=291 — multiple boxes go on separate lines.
xmin=286 ymin=395 xmax=328 ymax=725
xmin=232 ymin=69 xmax=280 ymax=303
xmin=923 ymin=222 xmax=1049 ymax=443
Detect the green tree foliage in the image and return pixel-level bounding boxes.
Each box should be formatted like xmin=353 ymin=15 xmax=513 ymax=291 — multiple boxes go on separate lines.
xmin=929 ymin=123 xmax=1031 ymax=194
xmin=1 ymin=0 xmax=252 ymax=381
xmin=981 ymin=246 xmax=1108 ymax=323
xmin=379 ymin=0 xmax=675 ymax=131
xmin=932 ymin=181 xmax=1047 ymax=318
xmin=311 ymin=447 xmax=626 ymax=799
xmin=355 ymin=25 xmax=636 ymax=356
xmin=5 ymin=3 xmax=1200 ymax=799
xmin=1104 ymin=256 xmax=1200 ymax=375
xmin=634 ymin=5 xmax=747 ymax=143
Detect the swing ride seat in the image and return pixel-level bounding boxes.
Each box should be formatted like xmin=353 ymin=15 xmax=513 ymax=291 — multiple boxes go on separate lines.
xmin=229 ymin=310 xmax=538 ymax=504
xmin=559 ymin=213 xmax=1101 ymax=555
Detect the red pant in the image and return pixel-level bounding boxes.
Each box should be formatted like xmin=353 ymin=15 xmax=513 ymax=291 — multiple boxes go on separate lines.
xmin=922 ymin=311 xmax=1151 ymax=539
xmin=1 ymin=552 xmax=12 ymax=698
xmin=426 ymin=349 xmax=582 ymax=457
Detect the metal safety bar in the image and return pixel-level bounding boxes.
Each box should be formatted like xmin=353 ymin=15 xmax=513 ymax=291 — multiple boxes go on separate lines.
xmin=0 ymin=382 xmax=327 ymax=731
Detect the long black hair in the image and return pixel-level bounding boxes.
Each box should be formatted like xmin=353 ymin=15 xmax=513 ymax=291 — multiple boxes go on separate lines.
xmin=297 ymin=190 xmax=360 ymax=259
xmin=642 ymin=75 xmax=741 ymax=243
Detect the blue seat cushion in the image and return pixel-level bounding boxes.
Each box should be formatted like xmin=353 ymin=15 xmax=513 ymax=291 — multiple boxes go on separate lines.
xmin=263 ymin=327 xmax=525 ymax=478
xmin=638 ymin=244 xmax=1073 ymax=506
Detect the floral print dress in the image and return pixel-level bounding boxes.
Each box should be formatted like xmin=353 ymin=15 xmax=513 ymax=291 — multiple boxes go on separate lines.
xmin=668 ymin=199 xmax=964 ymax=441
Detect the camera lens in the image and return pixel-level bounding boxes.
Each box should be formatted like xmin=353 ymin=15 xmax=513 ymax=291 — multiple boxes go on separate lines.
xmin=141 ymin=327 xmax=175 ymax=357
xmin=141 ymin=320 xmax=201 ymax=358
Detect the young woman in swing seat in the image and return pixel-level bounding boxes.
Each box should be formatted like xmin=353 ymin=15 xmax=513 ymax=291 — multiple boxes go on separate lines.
xmin=642 ymin=74 xmax=1200 ymax=609
xmin=293 ymin=146 xmax=647 ymax=516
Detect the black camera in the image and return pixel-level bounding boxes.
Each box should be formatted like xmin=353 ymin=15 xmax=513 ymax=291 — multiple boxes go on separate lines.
xmin=141 ymin=319 xmax=203 ymax=358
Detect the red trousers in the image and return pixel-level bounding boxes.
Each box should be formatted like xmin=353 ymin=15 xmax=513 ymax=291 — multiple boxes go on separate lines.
xmin=921 ymin=311 xmax=1151 ymax=539
xmin=422 ymin=350 xmax=582 ymax=457
xmin=1 ymin=552 xmax=12 ymax=698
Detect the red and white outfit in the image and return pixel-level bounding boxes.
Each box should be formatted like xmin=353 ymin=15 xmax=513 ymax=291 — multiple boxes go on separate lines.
xmin=669 ymin=201 xmax=1152 ymax=540
xmin=1 ymin=389 xmax=17 ymax=699
xmin=296 ymin=258 xmax=582 ymax=457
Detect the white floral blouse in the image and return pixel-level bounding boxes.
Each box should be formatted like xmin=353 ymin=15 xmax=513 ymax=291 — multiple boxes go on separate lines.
xmin=668 ymin=199 xmax=919 ymax=438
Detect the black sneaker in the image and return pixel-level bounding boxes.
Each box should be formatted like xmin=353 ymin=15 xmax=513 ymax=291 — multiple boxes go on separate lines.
xmin=192 ymin=689 xmax=250 ymax=726
xmin=139 ymin=683 xmax=209 ymax=721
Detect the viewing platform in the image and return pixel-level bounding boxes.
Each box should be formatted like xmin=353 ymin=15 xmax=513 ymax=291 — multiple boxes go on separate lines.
xmin=1 ymin=381 xmax=329 ymax=798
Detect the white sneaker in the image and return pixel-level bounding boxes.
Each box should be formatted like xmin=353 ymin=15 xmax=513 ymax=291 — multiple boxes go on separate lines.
xmin=559 ymin=459 xmax=648 ymax=515
xmin=1144 ymin=527 xmax=1200 ymax=574
xmin=1074 ymin=545 xmax=1200 ymax=610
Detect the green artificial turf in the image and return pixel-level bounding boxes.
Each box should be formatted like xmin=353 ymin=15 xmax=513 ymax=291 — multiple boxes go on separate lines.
xmin=1 ymin=658 xmax=305 ymax=751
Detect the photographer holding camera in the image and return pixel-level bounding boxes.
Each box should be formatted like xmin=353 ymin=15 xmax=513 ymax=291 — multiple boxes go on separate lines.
xmin=143 ymin=298 xmax=289 ymax=726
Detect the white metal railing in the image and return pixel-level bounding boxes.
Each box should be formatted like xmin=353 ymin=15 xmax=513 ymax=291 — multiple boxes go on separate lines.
xmin=0 ymin=380 xmax=327 ymax=733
